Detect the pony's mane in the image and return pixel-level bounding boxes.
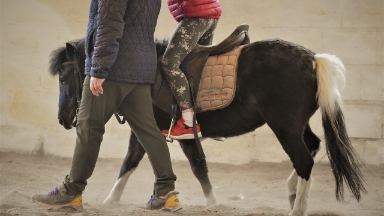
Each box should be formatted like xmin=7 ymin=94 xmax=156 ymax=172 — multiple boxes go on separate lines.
xmin=48 ymin=38 xmax=85 ymax=76
xmin=155 ymin=38 xmax=169 ymax=57
xmin=49 ymin=46 xmax=66 ymax=76
xmin=74 ymin=38 xmax=86 ymax=60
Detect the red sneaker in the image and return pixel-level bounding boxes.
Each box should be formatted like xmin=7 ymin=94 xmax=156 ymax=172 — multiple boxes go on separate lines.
xmin=162 ymin=118 xmax=202 ymax=140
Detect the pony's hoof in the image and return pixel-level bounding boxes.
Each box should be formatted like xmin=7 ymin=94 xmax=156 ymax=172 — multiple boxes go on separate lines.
xmin=102 ymin=198 xmax=119 ymax=205
xmin=205 ymin=191 xmax=218 ymax=206
xmin=289 ymin=210 xmax=307 ymax=216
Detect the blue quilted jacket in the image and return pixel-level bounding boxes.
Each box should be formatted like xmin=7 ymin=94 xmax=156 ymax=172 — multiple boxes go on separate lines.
xmin=84 ymin=0 xmax=161 ymax=84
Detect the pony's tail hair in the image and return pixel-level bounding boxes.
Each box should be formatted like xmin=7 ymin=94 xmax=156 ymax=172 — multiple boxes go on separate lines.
xmin=315 ymin=53 xmax=366 ymax=201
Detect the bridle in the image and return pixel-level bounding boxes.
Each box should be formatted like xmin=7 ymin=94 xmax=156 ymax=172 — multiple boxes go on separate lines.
xmin=61 ymin=58 xmax=83 ymax=127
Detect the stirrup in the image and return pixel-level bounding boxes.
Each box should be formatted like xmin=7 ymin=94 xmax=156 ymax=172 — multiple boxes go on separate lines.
xmin=165 ymin=116 xmax=175 ymax=143
xmin=165 ymin=102 xmax=178 ymax=143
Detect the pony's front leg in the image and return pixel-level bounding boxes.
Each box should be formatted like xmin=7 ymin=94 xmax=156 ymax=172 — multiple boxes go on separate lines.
xmin=103 ymin=169 xmax=134 ymax=204
xmin=103 ymin=132 xmax=146 ymax=204
xmin=178 ymin=139 xmax=217 ymax=206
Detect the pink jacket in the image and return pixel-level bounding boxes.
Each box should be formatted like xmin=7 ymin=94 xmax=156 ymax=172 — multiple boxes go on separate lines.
xmin=168 ymin=0 xmax=222 ymax=22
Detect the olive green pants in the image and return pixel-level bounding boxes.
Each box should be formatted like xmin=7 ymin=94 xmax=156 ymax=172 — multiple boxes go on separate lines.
xmin=64 ymin=76 xmax=176 ymax=196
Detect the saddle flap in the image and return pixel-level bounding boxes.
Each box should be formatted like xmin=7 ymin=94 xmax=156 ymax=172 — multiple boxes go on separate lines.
xmin=151 ymin=67 xmax=174 ymax=114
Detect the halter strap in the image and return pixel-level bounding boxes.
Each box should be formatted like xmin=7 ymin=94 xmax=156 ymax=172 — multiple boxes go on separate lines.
xmin=61 ymin=60 xmax=83 ymax=127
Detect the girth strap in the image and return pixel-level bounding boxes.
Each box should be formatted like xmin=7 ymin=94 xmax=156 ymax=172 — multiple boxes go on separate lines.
xmin=189 ymin=78 xmax=206 ymax=160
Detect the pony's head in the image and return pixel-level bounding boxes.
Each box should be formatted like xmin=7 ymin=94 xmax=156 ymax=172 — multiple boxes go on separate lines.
xmin=49 ymin=38 xmax=166 ymax=129
xmin=49 ymin=39 xmax=85 ymax=129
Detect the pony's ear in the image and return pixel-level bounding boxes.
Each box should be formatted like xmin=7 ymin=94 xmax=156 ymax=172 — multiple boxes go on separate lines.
xmin=66 ymin=43 xmax=76 ymax=58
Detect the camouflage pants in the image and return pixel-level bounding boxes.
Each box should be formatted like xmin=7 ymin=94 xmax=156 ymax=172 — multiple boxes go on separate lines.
xmin=161 ymin=18 xmax=218 ymax=110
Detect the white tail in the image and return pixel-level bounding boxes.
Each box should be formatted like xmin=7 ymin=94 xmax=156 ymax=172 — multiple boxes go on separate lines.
xmin=314 ymin=53 xmax=346 ymax=122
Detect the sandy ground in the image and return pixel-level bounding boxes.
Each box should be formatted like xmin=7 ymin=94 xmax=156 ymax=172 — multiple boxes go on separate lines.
xmin=0 ymin=151 xmax=383 ymax=216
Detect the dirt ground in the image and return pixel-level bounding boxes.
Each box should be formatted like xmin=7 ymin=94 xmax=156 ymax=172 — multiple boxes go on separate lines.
xmin=0 ymin=151 xmax=383 ymax=216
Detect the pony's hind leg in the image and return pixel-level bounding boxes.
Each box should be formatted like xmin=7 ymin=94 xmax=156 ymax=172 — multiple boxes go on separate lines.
xmin=103 ymin=132 xmax=146 ymax=204
xmin=178 ymin=139 xmax=217 ymax=205
xmin=287 ymin=124 xmax=321 ymax=209
xmin=290 ymin=176 xmax=313 ymax=216
xmin=268 ymin=123 xmax=314 ymax=216
xmin=286 ymin=170 xmax=298 ymax=209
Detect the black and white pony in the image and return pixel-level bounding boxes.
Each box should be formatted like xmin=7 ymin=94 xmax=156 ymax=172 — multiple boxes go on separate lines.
xmin=48 ymin=37 xmax=366 ymax=216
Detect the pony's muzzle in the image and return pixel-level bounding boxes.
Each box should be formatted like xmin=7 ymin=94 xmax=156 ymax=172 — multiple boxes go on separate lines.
xmin=58 ymin=117 xmax=73 ymax=130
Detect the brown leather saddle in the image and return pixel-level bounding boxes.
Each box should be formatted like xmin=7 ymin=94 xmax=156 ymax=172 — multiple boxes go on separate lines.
xmin=151 ymin=24 xmax=250 ymax=114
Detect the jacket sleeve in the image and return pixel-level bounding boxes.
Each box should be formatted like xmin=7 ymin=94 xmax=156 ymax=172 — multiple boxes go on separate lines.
xmin=90 ymin=0 xmax=129 ymax=79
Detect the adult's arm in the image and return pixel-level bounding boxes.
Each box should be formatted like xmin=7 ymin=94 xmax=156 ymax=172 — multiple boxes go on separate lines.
xmin=90 ymin=0 xmax=129 ymax=79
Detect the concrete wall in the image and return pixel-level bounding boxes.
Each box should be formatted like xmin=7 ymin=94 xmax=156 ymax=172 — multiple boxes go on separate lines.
xmin=1 ymin=0 xmax=383 ymax=165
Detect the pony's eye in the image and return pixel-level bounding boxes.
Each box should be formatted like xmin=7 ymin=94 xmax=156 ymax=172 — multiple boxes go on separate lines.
xmin=59 ymin=77 xmax=68 ymax=84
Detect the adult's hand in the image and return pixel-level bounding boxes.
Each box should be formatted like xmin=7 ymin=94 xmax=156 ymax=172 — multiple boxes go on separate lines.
xmin=90 ymin=77 xmax=105 ymax=96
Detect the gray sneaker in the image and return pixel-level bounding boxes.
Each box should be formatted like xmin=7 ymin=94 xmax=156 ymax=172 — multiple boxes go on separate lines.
xmin=146 ymin=191 xmax=181 ymax=212
xmin=32 ymin=183 xmax=82 ymax=212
